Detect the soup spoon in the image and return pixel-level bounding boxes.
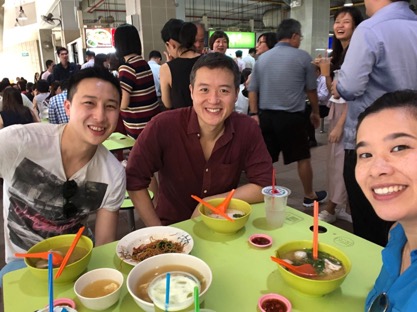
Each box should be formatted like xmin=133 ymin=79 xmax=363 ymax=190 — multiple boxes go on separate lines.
xmin=15 ymin=251 xmax=64 ymax=266
xmin=270 ymin=256 xmax=317 ymax=278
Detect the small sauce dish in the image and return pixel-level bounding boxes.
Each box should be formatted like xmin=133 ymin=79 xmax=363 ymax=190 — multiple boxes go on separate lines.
xmin=248 ymin=234 xmax=273 ymax=248
xmin=258 ymin=293 xmax=292 ymax=312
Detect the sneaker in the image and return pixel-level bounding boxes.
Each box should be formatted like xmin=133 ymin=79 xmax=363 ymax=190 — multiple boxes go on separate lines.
xmin=336 ymin=208 xmax=353 ymax=223
xmin=303 ymin=191 xmax=328 ymax=207
xmin=318 ymin=210 xmax=336 ymax=223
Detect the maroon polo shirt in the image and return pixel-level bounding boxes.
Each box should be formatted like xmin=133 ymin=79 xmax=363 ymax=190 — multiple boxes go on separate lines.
xmin=126 ymin=107 xmax=273 ymax=225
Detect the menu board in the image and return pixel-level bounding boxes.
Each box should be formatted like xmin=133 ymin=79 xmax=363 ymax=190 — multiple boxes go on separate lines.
xmin=85 ymin=28 xmax=115 ymax=48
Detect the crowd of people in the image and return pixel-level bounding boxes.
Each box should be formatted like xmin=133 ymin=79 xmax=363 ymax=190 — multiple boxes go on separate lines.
xmin=1 ymin=0 xmax=417 ymax=309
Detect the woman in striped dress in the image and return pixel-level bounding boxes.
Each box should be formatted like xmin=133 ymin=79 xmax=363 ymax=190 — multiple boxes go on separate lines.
xmin=114 ymin=24 xmax=160 ymax=139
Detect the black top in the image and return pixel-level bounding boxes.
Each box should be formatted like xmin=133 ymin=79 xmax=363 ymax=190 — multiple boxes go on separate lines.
xmin=167 ymin=56 xmax=201 ymax=109
xmin=52 ymin=62 xmax=78 ymax=83
xmin=0 ymin=110 xmax=34 ymax=127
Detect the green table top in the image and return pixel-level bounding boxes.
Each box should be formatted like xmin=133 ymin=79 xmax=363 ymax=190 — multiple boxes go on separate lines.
xmin=3 ymin=204 xmax=382 ymax=312
xmin=102 ymin=132 xmax=135 ymax=152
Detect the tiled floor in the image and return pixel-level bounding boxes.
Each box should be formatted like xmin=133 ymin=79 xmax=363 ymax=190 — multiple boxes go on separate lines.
xmin=0 ymin=121 xmax=353 ymax=311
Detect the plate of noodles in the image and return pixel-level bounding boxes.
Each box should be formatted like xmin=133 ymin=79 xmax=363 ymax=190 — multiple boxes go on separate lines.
xmin=116 ymin=226 xmax=194 ymax=266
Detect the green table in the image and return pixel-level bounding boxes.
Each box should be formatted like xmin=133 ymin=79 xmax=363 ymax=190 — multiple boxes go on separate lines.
xmin=3 ymin=204 xmax=382 ymax=311
xmin=102 ymin=132 xmax=135 ymax=152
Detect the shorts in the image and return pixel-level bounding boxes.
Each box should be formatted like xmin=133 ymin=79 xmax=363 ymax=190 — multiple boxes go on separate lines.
xmin=259 ymin=110 xmax=311 ymax=164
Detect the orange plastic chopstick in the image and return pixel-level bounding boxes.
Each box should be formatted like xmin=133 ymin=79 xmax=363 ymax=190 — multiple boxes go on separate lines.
xmin=55 ymin=226 xmax=85 ymax=279
xmin=217 ymin=189 xmax=235 ymax=213
xmin=191 ymin=195 xmax=235 ymax=222
xmin=313 ymin=201 xmax=319 ymax=260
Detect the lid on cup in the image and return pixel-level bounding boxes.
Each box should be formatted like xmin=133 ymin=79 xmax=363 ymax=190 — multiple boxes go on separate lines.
xmin=262 ymin=186 xmax=291 ymax=197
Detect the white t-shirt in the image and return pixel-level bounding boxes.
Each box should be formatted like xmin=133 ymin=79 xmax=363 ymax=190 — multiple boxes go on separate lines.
xmin=0 ymin=123 xmax=126 ymax=263
xmin=235 ymin=84 xmax=249 ymax=114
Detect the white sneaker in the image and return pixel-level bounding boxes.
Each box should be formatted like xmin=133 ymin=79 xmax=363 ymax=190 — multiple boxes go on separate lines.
xmin=318 ymin=210 xmax=337 ymax=223
xmin=336 ymin=209 xmax=353 ymax=223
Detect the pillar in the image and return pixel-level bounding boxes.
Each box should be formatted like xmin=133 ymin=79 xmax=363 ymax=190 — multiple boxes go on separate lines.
xmin=290 ymin=0 xmax=330 ymax=57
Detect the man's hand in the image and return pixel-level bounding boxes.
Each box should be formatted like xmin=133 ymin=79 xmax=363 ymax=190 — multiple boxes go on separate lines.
xmin=251 ymin=114 xmax=260 ymax=125
xmin=310 ymin=112 xmax=320 ymax=129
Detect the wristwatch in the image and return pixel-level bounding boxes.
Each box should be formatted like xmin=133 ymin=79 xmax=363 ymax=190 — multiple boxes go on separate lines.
xmin=249 ymin=112 xmax=258 ymax=116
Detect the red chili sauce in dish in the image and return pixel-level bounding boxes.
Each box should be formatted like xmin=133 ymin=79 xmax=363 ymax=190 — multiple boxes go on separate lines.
xmin=251 ymin=236 xmax=271 ymax=245
xmin=261 ymin=298 xmax=287 ymax=312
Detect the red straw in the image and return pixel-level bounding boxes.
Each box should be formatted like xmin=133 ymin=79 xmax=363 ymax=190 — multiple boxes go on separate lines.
xmin=313 ymin=201 xmax=319 ymax=260
xmin=272 ymin=168 xmax=278 ymax=193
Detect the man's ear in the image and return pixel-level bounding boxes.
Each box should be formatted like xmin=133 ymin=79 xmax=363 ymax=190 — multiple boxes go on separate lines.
xmin=64 ymin=99 xmax=71 ymax=117
xmin=189 ymin=84 xmax=194 ymax=101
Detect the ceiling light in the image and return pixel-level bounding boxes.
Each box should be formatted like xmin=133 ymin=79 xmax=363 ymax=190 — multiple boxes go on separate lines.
xmin=17 ymin=6 xmax=28 ymax=20
xmin=344 ymin=0 xmax=353 ymax=6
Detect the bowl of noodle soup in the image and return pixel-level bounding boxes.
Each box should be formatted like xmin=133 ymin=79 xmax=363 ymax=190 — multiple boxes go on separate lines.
xmin=127 ymin=253 xmax=212 ymax=312
xmin=116 ymin=226 xmax=194 ymax=266
xmin=274 ymin=240 xmax=351 ymax=297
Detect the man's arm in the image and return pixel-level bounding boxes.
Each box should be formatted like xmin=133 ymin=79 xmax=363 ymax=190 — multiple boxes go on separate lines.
xmin=120 ymin=90 xmax=130 ymax=110
xmin=248 ymin=91 xmax=260 ymax=124
xmin=159 ymin=63 xmax=172 ymax=109
xmin=191 ymin=183 xmax=263 ymax=218
xmin=306 ymin=89 xmax=320 ymax=129
xmin=94 ymin=209 xmax=119 ymax=246
xmin=128 ymin=189 xmax=162 ymax=226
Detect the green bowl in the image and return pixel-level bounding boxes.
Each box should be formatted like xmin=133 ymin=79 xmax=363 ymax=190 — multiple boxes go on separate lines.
xmin=198 ymin=198 xmax=252 ymax=234
xmin=25 ymin=234 xmax=93 ymax=284
xmin=275 ymin=240 xmax=351 ymax=296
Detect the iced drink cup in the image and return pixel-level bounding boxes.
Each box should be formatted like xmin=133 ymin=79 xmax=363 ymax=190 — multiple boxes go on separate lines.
xmin=148 ymin=271 xmax=200 ymax=312
xmin=262 ymin=186 xmax=291 ymax=228
xmin=319 ymin=57 xmax=331 ymax=77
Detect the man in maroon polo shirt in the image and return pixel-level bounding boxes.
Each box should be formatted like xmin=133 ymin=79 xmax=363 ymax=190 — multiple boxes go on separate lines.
xmin=126 ymin=53 xmax=273 ymax=226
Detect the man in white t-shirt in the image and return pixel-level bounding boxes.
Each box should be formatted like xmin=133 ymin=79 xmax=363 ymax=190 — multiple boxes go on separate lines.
xmin=148 ymin=50 xmax=162 ymax=97
xmin=0 ymin=67 xmax=126 ymax=284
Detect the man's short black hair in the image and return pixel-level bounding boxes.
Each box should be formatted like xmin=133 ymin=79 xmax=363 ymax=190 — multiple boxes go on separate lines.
xmin=149 ymin=50 xmax=162 ymax=60
xmin=190 ymin=52 xmax=240 ymax=90
xmin=46 ymin=60 xmax=54 ymax=68
xmin=86 ymin=50 xmax=95 ymax=57
xmin=56 ymin=47 xmax=68 ymax=55
xmin=67 ymin=67 xmax=122 ymax=104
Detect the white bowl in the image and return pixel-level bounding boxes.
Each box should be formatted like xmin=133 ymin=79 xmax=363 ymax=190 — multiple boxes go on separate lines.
xmin=74 ymin=268 xmax=124 ymax=311
xmin=127 ymin=253 xmax=213 ymax=312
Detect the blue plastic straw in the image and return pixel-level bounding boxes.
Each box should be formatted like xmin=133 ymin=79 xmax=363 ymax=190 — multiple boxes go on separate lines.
xmin=48 ymin=252 xmax=54 ymax=312
xmin=165 ymin=272 xmax=171 ymax=312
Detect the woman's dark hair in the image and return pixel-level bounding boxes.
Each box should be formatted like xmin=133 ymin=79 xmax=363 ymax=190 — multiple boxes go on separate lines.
xmin=240 ymin=68 xmax=252 ymax=85
xmin=36 ymin=79 xmax=49 ymax=93
xmin=161 ymin=18 xmax=184 ymax=43
xmin=45 ymin=81 xmax=61 ymax=101
xmin=178 ymin=22 xmax=197 ymax=52
xmin=2 ymin=87 xmax=33 ymax=122
xmin=357 ymin=90 xmax=417 ymax=132
xmin=331 ymin=7 xmax=363 ymax=71
xmin=114 ymin=24 xmax=142 ymax=58
xmin=190 ymin=52 xmax=240 ymax=90
xmin=94 ymin=53 xmax=109 ymax=70
xmin=258 ymin=32 xmax=277 ymax=50
xmin=208 ymin=31 xmax=229 ymax=50
xmin=108 ymin=53 xmax=121 ymax=71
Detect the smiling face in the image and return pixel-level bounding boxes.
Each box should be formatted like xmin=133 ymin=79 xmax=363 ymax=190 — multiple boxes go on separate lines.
xmin=356 ymin=108 xmax=417 ymax=223
xmin=64 ymin=78 xmax=120 ymax=147
xmin=333 ymin=12 xmax=355 ymax=42
xmin=212 ymin=37 xmax=228 ymax=54
xmin=190 ymin=67 xmax=238 ymax=132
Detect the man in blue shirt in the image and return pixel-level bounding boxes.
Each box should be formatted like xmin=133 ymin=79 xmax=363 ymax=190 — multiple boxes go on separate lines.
xmin=48 ymin=89 xmax=69 ymax=124
xmin=333 ymin=0 xmax=417 ymax=246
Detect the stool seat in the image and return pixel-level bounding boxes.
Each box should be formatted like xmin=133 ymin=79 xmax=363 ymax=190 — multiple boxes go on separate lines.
xmin=120 ymin=190 xmax=154 ymax=231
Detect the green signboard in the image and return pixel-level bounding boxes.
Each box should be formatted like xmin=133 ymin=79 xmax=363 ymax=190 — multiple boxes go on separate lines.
xmin=209 ymin=31 xmax=255 ymax=49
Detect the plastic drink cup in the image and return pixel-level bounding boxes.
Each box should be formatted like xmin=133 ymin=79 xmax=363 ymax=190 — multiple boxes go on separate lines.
xmin=319 ymin=57 xmax=331 ymax=77
xmin=262 ymin=186 xmax=291 ymax=228
xmin=148 ymin=271 xmax=200 ymax=312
